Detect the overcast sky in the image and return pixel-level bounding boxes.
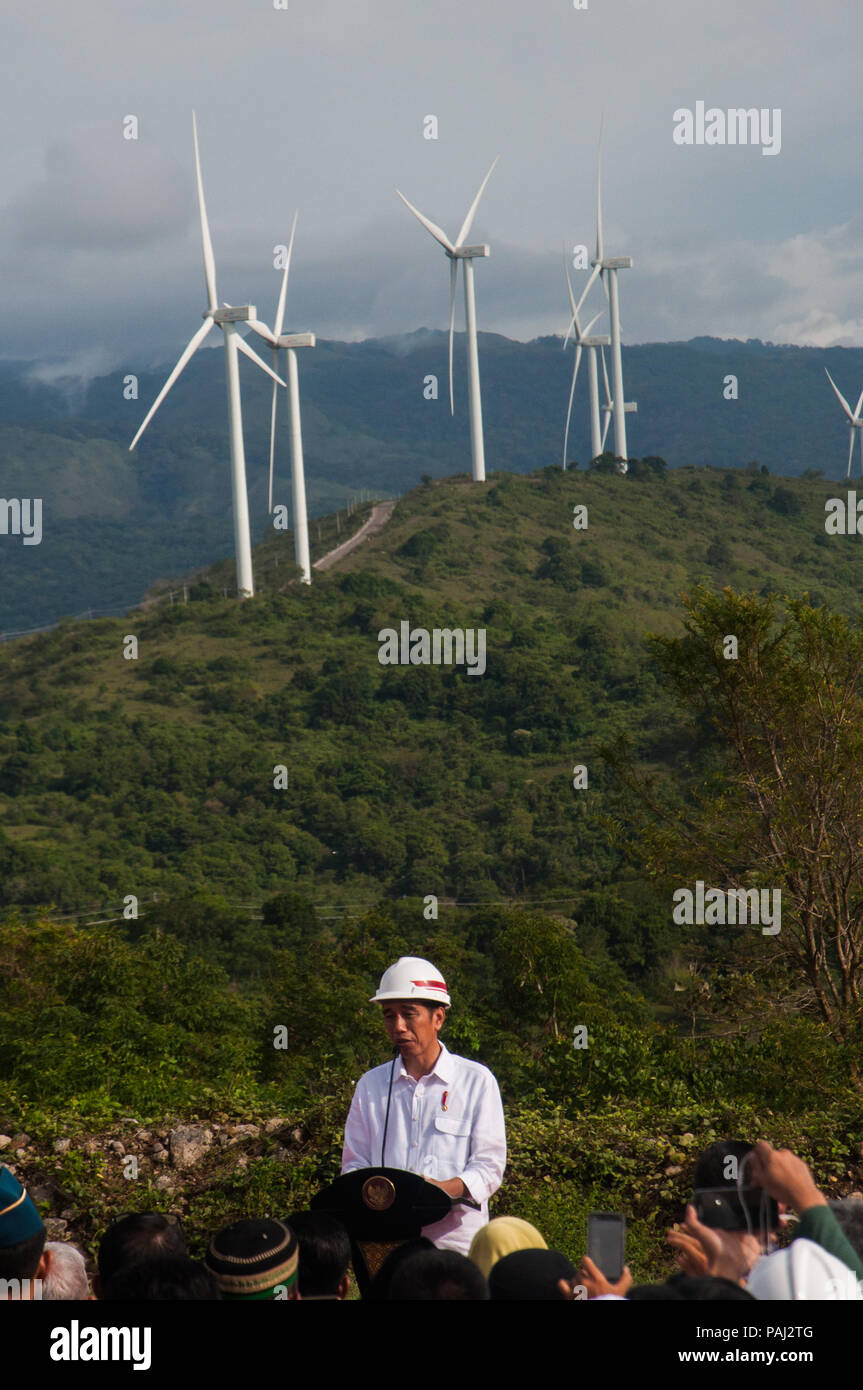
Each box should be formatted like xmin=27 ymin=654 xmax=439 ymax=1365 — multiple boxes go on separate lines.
xmin=2 ymin=0 xmax=862 ymax=377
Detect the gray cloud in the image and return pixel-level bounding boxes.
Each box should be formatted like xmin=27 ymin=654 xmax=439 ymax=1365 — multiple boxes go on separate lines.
xmin=8 ymin=128 xmax=188 ymax=251
xmin=0 ymin=0 xmax=860 ymax=373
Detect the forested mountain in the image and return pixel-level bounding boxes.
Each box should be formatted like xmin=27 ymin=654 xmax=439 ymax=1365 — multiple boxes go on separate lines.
xmin=1 ymin=335 xmax=862 ymax=630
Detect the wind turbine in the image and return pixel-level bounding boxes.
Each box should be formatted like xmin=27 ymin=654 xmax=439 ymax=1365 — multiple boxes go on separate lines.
xmin=129 ymin=113 xmax=285 ymax=599
xmin=243 ymin=212 xmax=316 ymax=585
xmin=397 ymin=158 xmax=499 ymax=483
xmin=570 ymin=126 xmax=634 ymax=461
xmin=563 ymin=255 xmax=609 ymax=466
xmin=825 ymin=369 xmax=863 ymax=480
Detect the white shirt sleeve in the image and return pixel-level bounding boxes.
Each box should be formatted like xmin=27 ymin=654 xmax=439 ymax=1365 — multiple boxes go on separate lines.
xmin=459 ymin=1071 xmax=506 ymax=1206
xmin=341 ymin=1079 xmax=373 ymax=1172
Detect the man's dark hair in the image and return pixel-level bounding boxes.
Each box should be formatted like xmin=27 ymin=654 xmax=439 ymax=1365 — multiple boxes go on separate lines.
xmin=829 ymin=1199 xmax=863 ymax=1259
xmin=694 ymin=1139 xmax=755 ymax=1190
xmin=366 ymin=1237 xmax=434 ymax=1301
xmin=665 ymin=1274 xmax=755 ymax=1301
xmin=0 ymin=1228 xmax=45 ymax=1280
xmin=627 ymin=1282 xmax=684 ymax=1300
xmin=97 ymin=1213 xmax=187 ymax=1283
xmin=287 ymin=1211 xmax=350 ymax=1297
xmin=388 ymin=1247 xmax=489 ymax=1301
xmin=488 ymin=1248 xmax=577 ymax=1301
xmin=101 ymin=1255 xmax=220 ymax=1301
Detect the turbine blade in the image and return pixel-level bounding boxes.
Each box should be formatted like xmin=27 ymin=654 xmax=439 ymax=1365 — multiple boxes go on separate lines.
xmin=129 ymin=318 xmax=214 ymax=450
xmin=455 ymin=156 xmax=499 ymax=248
xmin=192 ymin=112 xmax=218 ymax=314
xmin=848 ymin=427 xmax=855 ymax=480
xmin=854 ymin=383 xmax=863 ymax=422
xmin=600 ymin=403 xmax=611 ymax=452
xmin=274 ymin=210 xmax=298 ymax=339
xmin=600 ymin=344 xmax=612 ymax=404
xmin=582 ymin=312 xmax=602 ymax=338
xmin=448 ymin=256 xmax=458 ymax=415
xmin=396 ymin=190 xmax=454 ymax=252
xmin=574 ymin=263 xmax=601 ymax=318
xmin=825 ymin=368 xmax=854 ymax=421
xmin=268 ymin=349 xmax=279 ymax=514
xmin=235 ymin=331 xmax=287 ymax=387
xmin=562 ymin=345 xmax=582 ymax=470
xmin=245 ymin=317 xmax=278 ymax=345
xmin=596 ymin=115 xmax=604 ymax=263
xmin=563 ymin=255 xmax=579 ymax=348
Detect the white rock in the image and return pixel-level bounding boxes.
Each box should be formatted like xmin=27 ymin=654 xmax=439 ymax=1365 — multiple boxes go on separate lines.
xmin=168 ymin=1125 xmax=213 ymax=1170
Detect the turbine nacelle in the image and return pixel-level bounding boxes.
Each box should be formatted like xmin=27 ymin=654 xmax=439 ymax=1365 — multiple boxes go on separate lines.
xmin=274 ymin=332 xmax=316 ymax=349
xmin=209 ymin=305 xmax=257 ymax=323
xmin=578 ymin=334 xmax=610 ymax=348
xmin=591 ymin=256 xmax=633 ymax=270
xmin=602 ymin=401 xmax=638 ymax=414
xmin=447 ymin=245 xmax=490 ymax=260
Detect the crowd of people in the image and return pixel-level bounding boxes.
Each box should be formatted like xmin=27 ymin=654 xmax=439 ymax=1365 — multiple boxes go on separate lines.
xmin=2 ymin=1136 xmax=862 ymax=1300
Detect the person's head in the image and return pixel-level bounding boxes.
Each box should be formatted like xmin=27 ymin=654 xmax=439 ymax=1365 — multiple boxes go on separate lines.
xmin=366 ymin=1238 xmax=435 ymax=1301
xmin=286 ymin=1211 xmax=350 ymax=1299
xmin=829 ymin=1198 xmax=863 ymax=1259
xmin=43 ymin=1242 xmax=90 ymax=1300
xmin=96 ymin=1212 xmax=186 ymax=1296
xmin=381 ymin=1000 xmax=446 ymax=1058
xmin=468 ymin=1216 xmax=548 ymax=1279
xmin=370 ymin=957 xmax=450 ymax=1064
xmin=488 ymin=1248 xmax=577 ymax=1300
xmin=0 ymin=1166 xmax=49 ymax=1293
xmin=102 ymin=1256 xmax=220 ymax=1301
xmin=388 ymin=1247 xmax=489 ymax=1301
xmin=205 ymin=1218 xmax=299 ymax=1300
xmin=664 ymin=1274 xmax=756 ymax=1301
xmin=692 ymin=1139 xmax=779 ymax=1271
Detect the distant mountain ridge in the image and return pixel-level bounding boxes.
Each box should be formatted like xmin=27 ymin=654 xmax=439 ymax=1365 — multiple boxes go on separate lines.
xmin=0 ymin=335 xmax=862 ymax=629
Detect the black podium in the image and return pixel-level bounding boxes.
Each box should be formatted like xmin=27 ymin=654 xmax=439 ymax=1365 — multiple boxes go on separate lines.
xmin=311 ymin=1167 xmax=452 ymax=1295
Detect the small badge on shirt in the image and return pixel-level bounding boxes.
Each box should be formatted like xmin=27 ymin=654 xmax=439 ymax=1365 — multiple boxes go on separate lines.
xmin=441 ymin=1091 xmax=448 ymax=1111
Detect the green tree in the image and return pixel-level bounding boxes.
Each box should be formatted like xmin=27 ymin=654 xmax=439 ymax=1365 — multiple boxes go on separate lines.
xmin=616 ymin=588 xmax=863 ymax=1046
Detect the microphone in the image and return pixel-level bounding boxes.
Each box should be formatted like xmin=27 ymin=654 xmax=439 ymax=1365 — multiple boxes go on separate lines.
xmin=380 ymin=1046 xmax=399 ymax=1167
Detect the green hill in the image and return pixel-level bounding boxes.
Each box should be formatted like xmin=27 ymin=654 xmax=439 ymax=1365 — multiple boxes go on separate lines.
xmin=0 ymin=463 xmax=859 ymax=915
xmin=2 ymin=464 xmax=862 ymax=1278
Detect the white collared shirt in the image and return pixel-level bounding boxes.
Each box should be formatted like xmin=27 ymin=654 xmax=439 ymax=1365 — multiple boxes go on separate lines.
xmin=341 ymin=1042 xmax=506 ymax=1255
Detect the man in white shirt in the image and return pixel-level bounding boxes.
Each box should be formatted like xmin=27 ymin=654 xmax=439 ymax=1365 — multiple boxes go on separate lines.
xmin=341 ymin=956 xmax=506 ymax=1255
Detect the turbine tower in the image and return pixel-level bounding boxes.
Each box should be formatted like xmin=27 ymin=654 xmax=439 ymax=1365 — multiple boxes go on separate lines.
xmin=245 ymin=212 xmax=316 ymax=584
xmin=572 ymin=127 xmax=634 ymax=461
xmin=599 ymin=345 xmax=637 ymax=465
xmin=397 ymin=159 xmax=499 ymax=483
xmin=563 ymin=255 xmax=609 ymax=465
xmin=129 ymin=113 xmax=285 ymax=599
xmin=825 ymin=369 xmax=863 ymax=480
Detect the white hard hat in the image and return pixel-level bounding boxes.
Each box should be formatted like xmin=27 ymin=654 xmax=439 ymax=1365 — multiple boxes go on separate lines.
xmin=370 ymin=956 xmax=451 ymax=1007
xmin=746 ymin=1239 xmax=863 ymax=1300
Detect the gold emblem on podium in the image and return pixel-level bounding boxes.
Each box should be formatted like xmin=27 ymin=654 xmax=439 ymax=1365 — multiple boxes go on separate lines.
xmin=362 ymin=1176 xmax=396 ymax=1211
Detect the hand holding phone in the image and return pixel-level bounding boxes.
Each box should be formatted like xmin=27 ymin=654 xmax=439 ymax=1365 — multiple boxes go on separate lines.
xmin=587 ymin=1211 xmax=626 ymax=1283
